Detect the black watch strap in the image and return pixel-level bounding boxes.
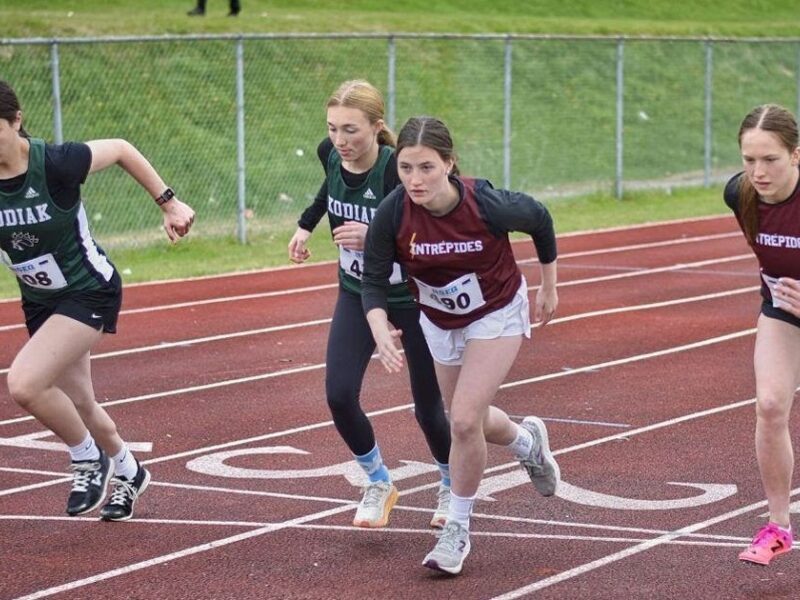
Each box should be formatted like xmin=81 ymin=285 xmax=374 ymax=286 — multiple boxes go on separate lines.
xmin=155 ymin=187 xmax=175 ymax=206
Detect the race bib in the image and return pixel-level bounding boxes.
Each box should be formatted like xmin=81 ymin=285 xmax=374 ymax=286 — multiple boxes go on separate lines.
xmin=761 ymin=272 xmax=789 ymax=310
xmin=339 ymin=246 xmax=403 ymax=285
xmin=8 ymin=253 xmax=67 ymax=290
xmin=414 ymin=273 xmax=486 ymax=315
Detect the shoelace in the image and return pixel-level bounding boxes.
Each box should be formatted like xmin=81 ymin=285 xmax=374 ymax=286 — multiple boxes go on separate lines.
xmin=70 ymin=462 xmax=101 ymax=493
xmin=435 ymin=487 xmax=450 ymax=508
xmin=361 ymin=483 xmax=388 ymax=508
xmin=522 ymin=443 xmax=544 ymax=471
xmin=107 ymin=477 xmax=136 ymax=506
xmin=434 ymin=523 xmax=466 ymax=553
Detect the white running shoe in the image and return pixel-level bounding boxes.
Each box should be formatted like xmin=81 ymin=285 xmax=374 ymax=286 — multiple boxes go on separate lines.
xmin=422 ymin=521 xmax=471 ymax=575
xmin=353 ymin=481 xmax=398 ymax=528
xmin=430 ymin=483 xmax=450 ymax=528
xmin=519 ymin=416 xmax=560 ymax=496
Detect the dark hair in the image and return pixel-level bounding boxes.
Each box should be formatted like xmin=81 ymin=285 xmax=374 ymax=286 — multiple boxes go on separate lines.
xmin=327 ymin=79 xmax=395 ymax=147
xmin=737 ymin=104 xmax=798 ymax=243
xmin=0 ymin=80 xmax=28 ymax=138
xmin=396 ymin=116 xmax=460 ymax=175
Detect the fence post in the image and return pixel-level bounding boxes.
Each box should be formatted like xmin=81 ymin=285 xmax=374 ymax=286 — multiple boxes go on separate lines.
xmin=235 ymin=37 xmax=247 ymax=244
xmin=50 ymin=42 xmax=63 ymax=144
xmin=387 ymin=35 xmax=396 ymax=131
xmin=615 ymin=38 xmax=624 ymax=199
xmin=503 ymin=35 xmax=512 ymax=190
xmin=704 ymin=40 xmax=713 ymax=187
xmin=796 ymin=43 xmax=800 ymax=120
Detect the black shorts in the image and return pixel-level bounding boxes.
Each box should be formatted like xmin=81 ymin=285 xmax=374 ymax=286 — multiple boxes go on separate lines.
xmin=22 ymin=273 xmax=123 ymax=337
xmin=761 ymin=300 xmax=800 ymax=329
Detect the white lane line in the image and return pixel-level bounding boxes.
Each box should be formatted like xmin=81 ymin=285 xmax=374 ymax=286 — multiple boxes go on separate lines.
xmin=487 ymin=491 xmax=792 ymax=600
xmin=3 ymin=392 xmax=769 ymax=598
xmin=0 ymin=279 xmax=757 ymax=378
xmin=0 ymin=284 xmax=759 ymax=424
xmin=513 ymin=416 xmax=631 ymax=429
xmin=533 ymin=254 xmax=752 ymax=290
xmin=9 ymin=502 xmax=362 ymax=600
xmin=0 ymin=473 xmax=751 ymax=545
xmin=517 ymin=230 xmax=741 ymax=265
xmin=0 ymin=232 xmax=746 ymax=333
xmin=0 ymin=327 xmax=758 ymax=495
xmin=0 ymin=284 xmax=338 ymax=333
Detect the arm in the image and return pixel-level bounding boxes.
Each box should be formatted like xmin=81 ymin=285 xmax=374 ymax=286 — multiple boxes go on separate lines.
xmin=86 ymin=139 xmax=194 ymax=243
xmin=475 ymin=181 xmax=559 ymax=324
xmin=774 ymin=278 xmax=800 ymax=318
xmin=362 ymin=190 xmax=405 ymax=372
xmin=475 ymin=181 xmax=557 ymax=264
xmin=290 ymin=140 xmax=335 ymax=262
xmin=534 ymin=259 xmax=558 ymax=325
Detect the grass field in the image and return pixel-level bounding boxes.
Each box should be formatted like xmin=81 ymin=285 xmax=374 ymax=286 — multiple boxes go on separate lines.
xmin=9 ymin=1 xmax=800 ymax=37
xmin=0 ymin=1 xmax=770 ymax=296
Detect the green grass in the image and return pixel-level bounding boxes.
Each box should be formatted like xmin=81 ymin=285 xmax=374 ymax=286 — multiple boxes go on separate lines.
xmin=7 ymin=1 xmax=800 ymax=37
xmin=0 ymin=1 xmax=760 ymax=297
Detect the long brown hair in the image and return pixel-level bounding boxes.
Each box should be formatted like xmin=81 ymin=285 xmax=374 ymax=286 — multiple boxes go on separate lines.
xmin=396 ymin=116 xmax=460 ymax=175
xmin=737 ymin=104 xmax=798 ymax=243
xmin=0 ymin=80 xmax=29 ymax=138
xmin=326 ymin=80 xmax=395 ymax=147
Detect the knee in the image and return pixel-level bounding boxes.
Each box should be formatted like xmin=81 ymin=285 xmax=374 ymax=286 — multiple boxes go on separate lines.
xmin=7 ymin=369 xmax=44 ymax=409
xmin=756 ymin=393 xmax=792 ymax=425
xmin=449 ymin=412 xmax=482 ymax=442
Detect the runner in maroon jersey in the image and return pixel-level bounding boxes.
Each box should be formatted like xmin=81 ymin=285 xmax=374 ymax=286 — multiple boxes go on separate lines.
xmin=725 ymin=104 xmax=800 ymax=566
xmin=361 ymin=116 xmax=560 ymax=575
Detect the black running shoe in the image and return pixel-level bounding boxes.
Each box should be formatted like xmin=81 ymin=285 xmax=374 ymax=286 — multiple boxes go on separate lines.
xmin=187 ymin=6 xmax=205 ymax=15
xmin=66 ymin=449 xmax=113 ymax=516
xmin=100 ymin=462 xmax=151 ymax=522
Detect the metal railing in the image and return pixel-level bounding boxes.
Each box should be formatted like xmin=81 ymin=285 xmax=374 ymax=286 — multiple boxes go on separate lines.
xmin=2 ymin=33 xmax=799 ymax=247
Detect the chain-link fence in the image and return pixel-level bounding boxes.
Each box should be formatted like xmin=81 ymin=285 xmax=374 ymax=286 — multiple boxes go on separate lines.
xmin=2 ymin=33 xmax=799 ymax=248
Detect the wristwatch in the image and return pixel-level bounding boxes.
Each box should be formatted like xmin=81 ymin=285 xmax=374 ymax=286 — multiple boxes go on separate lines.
xmin=155 ymin=187 xmax=175 ymax=206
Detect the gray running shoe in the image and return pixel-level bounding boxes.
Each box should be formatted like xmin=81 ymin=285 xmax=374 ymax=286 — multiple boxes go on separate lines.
xmin=422 ymin=521 xmax=471 ymax=575
xmin=519 ymin=416 xmax=560 ymax=496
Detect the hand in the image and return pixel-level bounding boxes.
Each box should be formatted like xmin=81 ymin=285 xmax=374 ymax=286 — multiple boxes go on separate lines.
xmin=288 ymin=228 xmax=312 ymax=264
xmin=332 ymin=221 xmax=368 ymax=251
xmin=774 ymin=277 xmax=800 ymax=318
xmin=162 ymin=198 xmax=195 ymax=242
xmin=534 ymin=285 xmax=558 ymax=326
xmin=373 ymin=326 xmax=405 ymax=373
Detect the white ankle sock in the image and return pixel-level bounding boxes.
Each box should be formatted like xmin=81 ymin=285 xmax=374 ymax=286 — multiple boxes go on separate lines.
xmin=68 ymin=432 xmax=100 ymax=462
xmin=112 ymin=445 xmax=138 ymax=480
xmin=447 ymin=491 xmax=475 ymax=531
xmin=507 ymin=423 xmax=533 ymax=460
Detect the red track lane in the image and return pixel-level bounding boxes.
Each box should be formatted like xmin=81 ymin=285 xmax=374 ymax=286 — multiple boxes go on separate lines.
xmin=2 ymin=215 xmax=798 ymax=600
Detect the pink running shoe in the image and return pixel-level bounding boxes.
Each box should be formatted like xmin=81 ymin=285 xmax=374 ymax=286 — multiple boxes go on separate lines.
xmin=738 ymin=523 xmax=793 ymax=565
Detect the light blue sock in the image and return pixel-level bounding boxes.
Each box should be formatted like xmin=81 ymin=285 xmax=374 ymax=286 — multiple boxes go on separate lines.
xmin=435 ymin=459 xmax=451 ymax=488
xmin=354 ymin=444 xmax=391 ymax=483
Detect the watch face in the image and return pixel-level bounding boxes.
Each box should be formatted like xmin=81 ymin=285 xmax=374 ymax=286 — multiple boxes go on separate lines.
xmin=157 ymin=188 xmax=174 ymax=205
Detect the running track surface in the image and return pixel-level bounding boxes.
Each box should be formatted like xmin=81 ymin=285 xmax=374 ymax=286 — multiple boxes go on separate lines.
xmin=1 ymin=215 xmax=797 ymax=600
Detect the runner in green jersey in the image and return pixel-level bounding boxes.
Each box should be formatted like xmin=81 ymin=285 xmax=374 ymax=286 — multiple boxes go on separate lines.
xmin=0 ymin=80 xmax=195 ymax=522
xmin=288 ymin=80 xmax=451 ymax=530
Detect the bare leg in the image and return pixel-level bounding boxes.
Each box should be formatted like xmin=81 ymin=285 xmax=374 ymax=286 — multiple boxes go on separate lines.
xmin=440 ymin=335 xmax=522 ymax=497
xmin=8 ymin=315 xmax=106 ymax=447
xmin=753 ymin=315 xmax=800 ymax=528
